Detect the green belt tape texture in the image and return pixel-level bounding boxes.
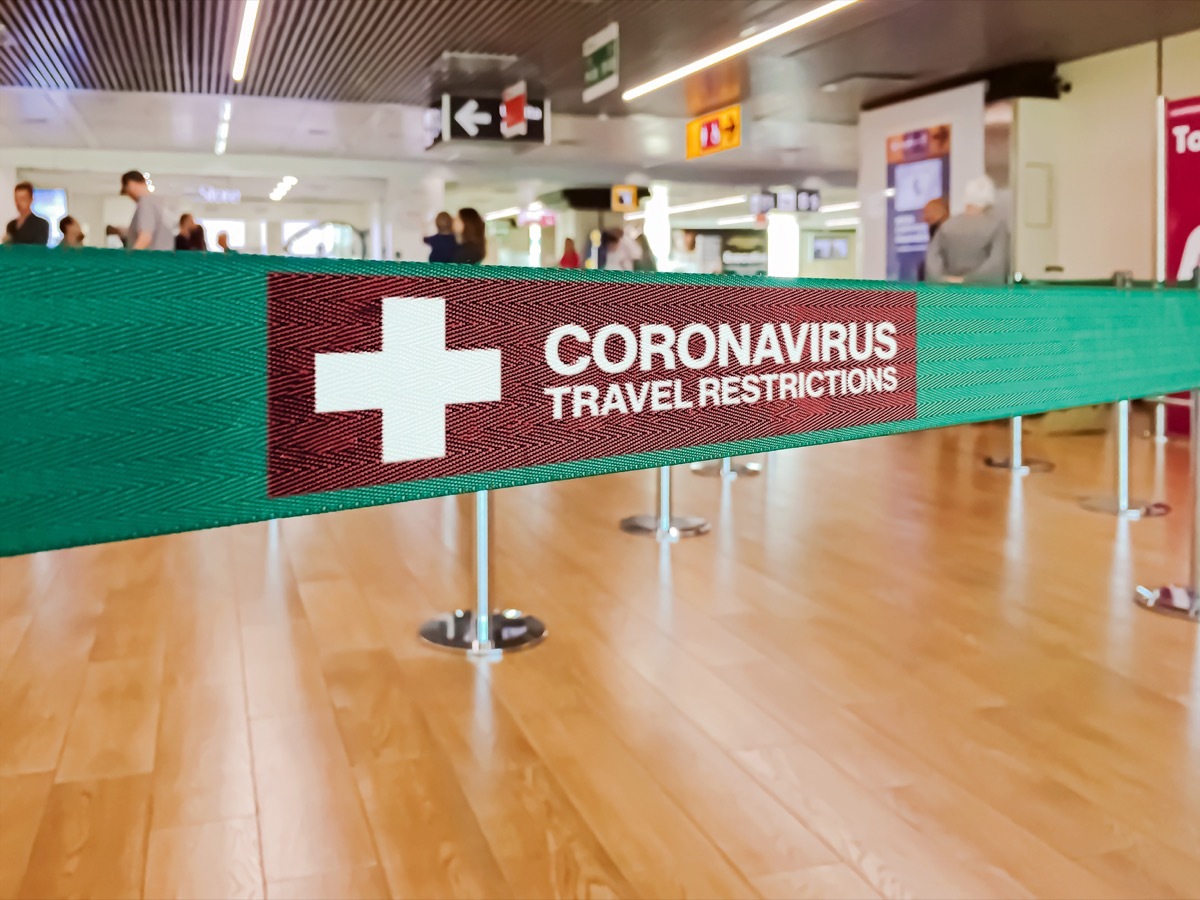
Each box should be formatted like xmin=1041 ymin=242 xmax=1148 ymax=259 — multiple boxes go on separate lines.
xmin=1 ymin=246 xmax=1198 ymax=557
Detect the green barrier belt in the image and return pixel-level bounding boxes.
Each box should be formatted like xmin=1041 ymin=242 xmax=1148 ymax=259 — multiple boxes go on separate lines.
xmin=2 ymin=246 xmax=1198 ymax=557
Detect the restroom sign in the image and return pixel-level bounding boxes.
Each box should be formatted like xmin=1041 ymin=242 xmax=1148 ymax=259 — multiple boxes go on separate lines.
xmin=687 ymin=104 xmax=742 ymax=159
xmin=501 ymin=80 xmax=528 ymax=138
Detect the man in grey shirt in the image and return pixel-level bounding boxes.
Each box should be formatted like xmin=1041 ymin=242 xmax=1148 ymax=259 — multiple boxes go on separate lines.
xmin=924 ymin=175 xmax=1009 ymax=285
xmin=110 ymin=170 xmax=175 ymax=251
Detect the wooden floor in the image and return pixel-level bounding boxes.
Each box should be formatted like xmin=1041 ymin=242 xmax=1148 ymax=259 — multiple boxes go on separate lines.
xmin=1 ymin=419 xmax=1198 ymax=900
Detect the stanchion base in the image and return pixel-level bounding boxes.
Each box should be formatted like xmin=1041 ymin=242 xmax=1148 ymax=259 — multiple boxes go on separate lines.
xmin=983 ymin=456 xmax=1054 ymax=474
xmin=1079 ymin=497 xmax=1171 ymax=519
xmin=1134 ymin=586 xmax=1199 ymax=622
xmin=690 ymin=460 xmax=761 ymax=479
xmin=418 ymin=609 xmax=547 ymax=655
xmin=619 ymin=514 xmax=710 ymax=541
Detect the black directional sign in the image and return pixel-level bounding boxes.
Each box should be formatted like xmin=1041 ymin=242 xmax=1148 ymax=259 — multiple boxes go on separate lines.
xmin=425 ymin=94 xmax=549 ymax=147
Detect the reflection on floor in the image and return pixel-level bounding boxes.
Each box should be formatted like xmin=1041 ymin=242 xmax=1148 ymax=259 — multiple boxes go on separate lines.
xmin=0 ymin=420 xmax=1197 ymax=900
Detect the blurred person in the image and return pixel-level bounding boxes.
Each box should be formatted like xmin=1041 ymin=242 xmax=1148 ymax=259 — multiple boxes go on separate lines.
xmin=216 ymin=231 xmax=238 ymax=254
xmin=4 ymin=182 xmax=50 ymax=246
xmin=454 ymin=207 xmax=486 ymax=264
xmin=559 ymin=237 xmax=580 ymax=269
xmin=176 ymin=213 xmax=207 ymax=251
xmin=924 ymin=176 xmax=1009 ymax=285
xmin=604 ymin=227 xmax=642 ymax=271
xmin=57 ymin=216 xmax=85 ymax=247
xmin=425 ymin=211 xmax=457 ymax=263
xmin=917 ymin=197 xmax=949 ymax=281
xmin=107 ymin=170 xmax=173 ymax=251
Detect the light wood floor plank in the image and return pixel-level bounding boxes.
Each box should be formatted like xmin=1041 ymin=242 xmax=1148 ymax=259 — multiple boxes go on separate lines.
xmin=2 ymin=421 xmax=1198 ymax=898
xmin=17 ymin=775 xmax=152 ymax=900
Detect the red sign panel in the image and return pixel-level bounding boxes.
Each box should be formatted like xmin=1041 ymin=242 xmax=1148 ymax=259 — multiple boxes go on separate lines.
xmin=267 ymin=274 xmax=918 ymax=498
xmin=1166 ymin=96 xmax=1200 ymax=285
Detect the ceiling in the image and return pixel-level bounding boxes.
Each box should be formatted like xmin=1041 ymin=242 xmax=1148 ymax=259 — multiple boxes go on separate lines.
xmin=3 ymin=0 xmax=1200 ymax=123
xmin=0 ymin=86 xmax=861 ymax=187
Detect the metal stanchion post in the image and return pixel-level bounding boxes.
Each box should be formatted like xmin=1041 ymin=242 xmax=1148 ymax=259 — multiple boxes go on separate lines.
xmin=1152 ymin=399 xmax=1168 ymax=443
xmin=984 ymin=415 xmax=1053 ymax=473
xmin=1136 ymin=389 xmax=1199 ymax=621
xmin=620 ymin=465 xmax=710 ymax=540
xmin=419 ymin=490 xmax=546 ymax=654
xmin=1082 ymin=400 xmax=1169 ymax=518
xmin=690 ymin=455 xmax=762 ymax=479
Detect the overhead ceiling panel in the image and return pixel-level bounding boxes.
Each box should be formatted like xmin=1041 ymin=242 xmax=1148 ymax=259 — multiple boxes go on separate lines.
xmin=2 ymin=0 xmax=1199 ymax=121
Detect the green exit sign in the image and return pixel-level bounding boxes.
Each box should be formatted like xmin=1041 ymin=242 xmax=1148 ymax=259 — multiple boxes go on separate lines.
xmin=582 ymin=22 xmax=618 ymax=103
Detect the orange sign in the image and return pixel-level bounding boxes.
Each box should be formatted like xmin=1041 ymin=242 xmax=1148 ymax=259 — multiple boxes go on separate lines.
xmin=611 ymin=184 xmax=638 ymax=212
xmin=686 ymin=104 xmax=742 ymax=160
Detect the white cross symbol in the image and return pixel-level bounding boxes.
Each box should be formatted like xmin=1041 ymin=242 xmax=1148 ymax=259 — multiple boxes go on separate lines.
xmin=314 ymin=297 xmax=501 ymax=463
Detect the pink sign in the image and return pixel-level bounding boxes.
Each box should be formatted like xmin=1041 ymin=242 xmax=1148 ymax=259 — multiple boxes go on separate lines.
xmin=1166 ymin=96 xmax=1200 ymax=285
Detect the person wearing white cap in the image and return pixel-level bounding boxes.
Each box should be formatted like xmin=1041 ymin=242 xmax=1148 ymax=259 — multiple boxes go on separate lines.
xmin=924 ymin=175 xmax=1010 ymax=284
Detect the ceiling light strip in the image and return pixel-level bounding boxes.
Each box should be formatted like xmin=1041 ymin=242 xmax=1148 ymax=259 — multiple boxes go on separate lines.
xmin=625 ymin=194 xmax=747 ymax=221
xmin=231 ymin=0 xmax=261 ymax=83
xmin=622 ymin=0 xmax=860 ymax=101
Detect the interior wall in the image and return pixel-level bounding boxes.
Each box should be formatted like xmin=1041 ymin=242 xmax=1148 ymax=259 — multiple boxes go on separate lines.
xmin=1163 ymin=29 xmax=1200 ymax=98
xmin=1053 ymin=42 xmax=1158 ymax=279
xmin=1011 ymin=29 xmax=1200 ymax=281
xmin=857 ymin=82 xmax=987 ymax=280
xmin=800 ymin=230 xmax=859 ymax=280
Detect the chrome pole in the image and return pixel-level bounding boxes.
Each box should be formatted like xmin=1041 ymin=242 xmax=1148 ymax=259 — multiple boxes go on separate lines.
xmin=1082 ymin=400 xmax=1169 ymax=519
xmin=657 ymin=465 xmax=672 ymax=535
xmin=621 ymin=466 xmax=710 ymax=540
xmin=418 ymin=490 xmax=547 ymax=654
xmin=1117 ymin=399 xmax=1131 ymax=513
xmin=690 ymin=455 xmax=762 ymax=479
xmin=1190 ymin=391 xmax=1200 ymax=592
xmin=473 ymin=490 xmax=493 ymax=652
xmin=1136 ymin=389 xmax=1199 ymax=619
xmin=984 ymin=416 xmax=1051 ymax=473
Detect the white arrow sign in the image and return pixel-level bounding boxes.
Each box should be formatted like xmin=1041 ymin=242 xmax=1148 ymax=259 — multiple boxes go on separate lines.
xmin=454 ymin=98 xmax=493 ymax=137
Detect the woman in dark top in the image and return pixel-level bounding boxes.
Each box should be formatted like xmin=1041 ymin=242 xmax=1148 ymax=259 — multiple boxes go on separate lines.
xmin=455 ymin=207 xmax=486 ymax=264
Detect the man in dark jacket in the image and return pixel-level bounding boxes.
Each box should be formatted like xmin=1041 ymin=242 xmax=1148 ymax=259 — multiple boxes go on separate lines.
xmin=4 ymin=182 xmax=50 ymax=246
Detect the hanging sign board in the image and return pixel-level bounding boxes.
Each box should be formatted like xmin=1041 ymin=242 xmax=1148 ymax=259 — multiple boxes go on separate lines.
xmin=428 ymin=94 xmax=549 ymax=146
xmin=611 ymin=184 xmax=638 ymax=212
xmin=583 ymin=22 xmax=619 ymax=102
xmin=686 ymin=104 xmax=741 ymax=159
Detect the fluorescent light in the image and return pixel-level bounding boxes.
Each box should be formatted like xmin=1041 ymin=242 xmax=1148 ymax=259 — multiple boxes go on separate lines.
xmin=269 ymin=176 xmax=297 ymax=201
xmin=819 ymin=201 xmax=860 ymax=213
xmin=625 ymin=194 xmax=746 ymax=221
xmin=485 ymin=206 xmax=521 ymax=221
xmin=715 ymin=214 xmax=758 ymax=225
xmin=231 ymin=0 xmax=260 ymax=83
xmin=824 ymin=216 xmax=860 ymax=228
xmin=215 ymin=102 xmax=232 ymax=155
xmin=622 ymin=0 xmax=860 ymax=101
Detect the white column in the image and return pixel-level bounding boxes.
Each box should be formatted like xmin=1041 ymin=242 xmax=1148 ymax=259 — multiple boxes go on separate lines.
xmin=368 ymin=199 xmax=383 ymax=261
xmin=767 ymin=211 xmax=801 ymax=278
xmin=644 ymin=182 xmax=671 ymax=270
